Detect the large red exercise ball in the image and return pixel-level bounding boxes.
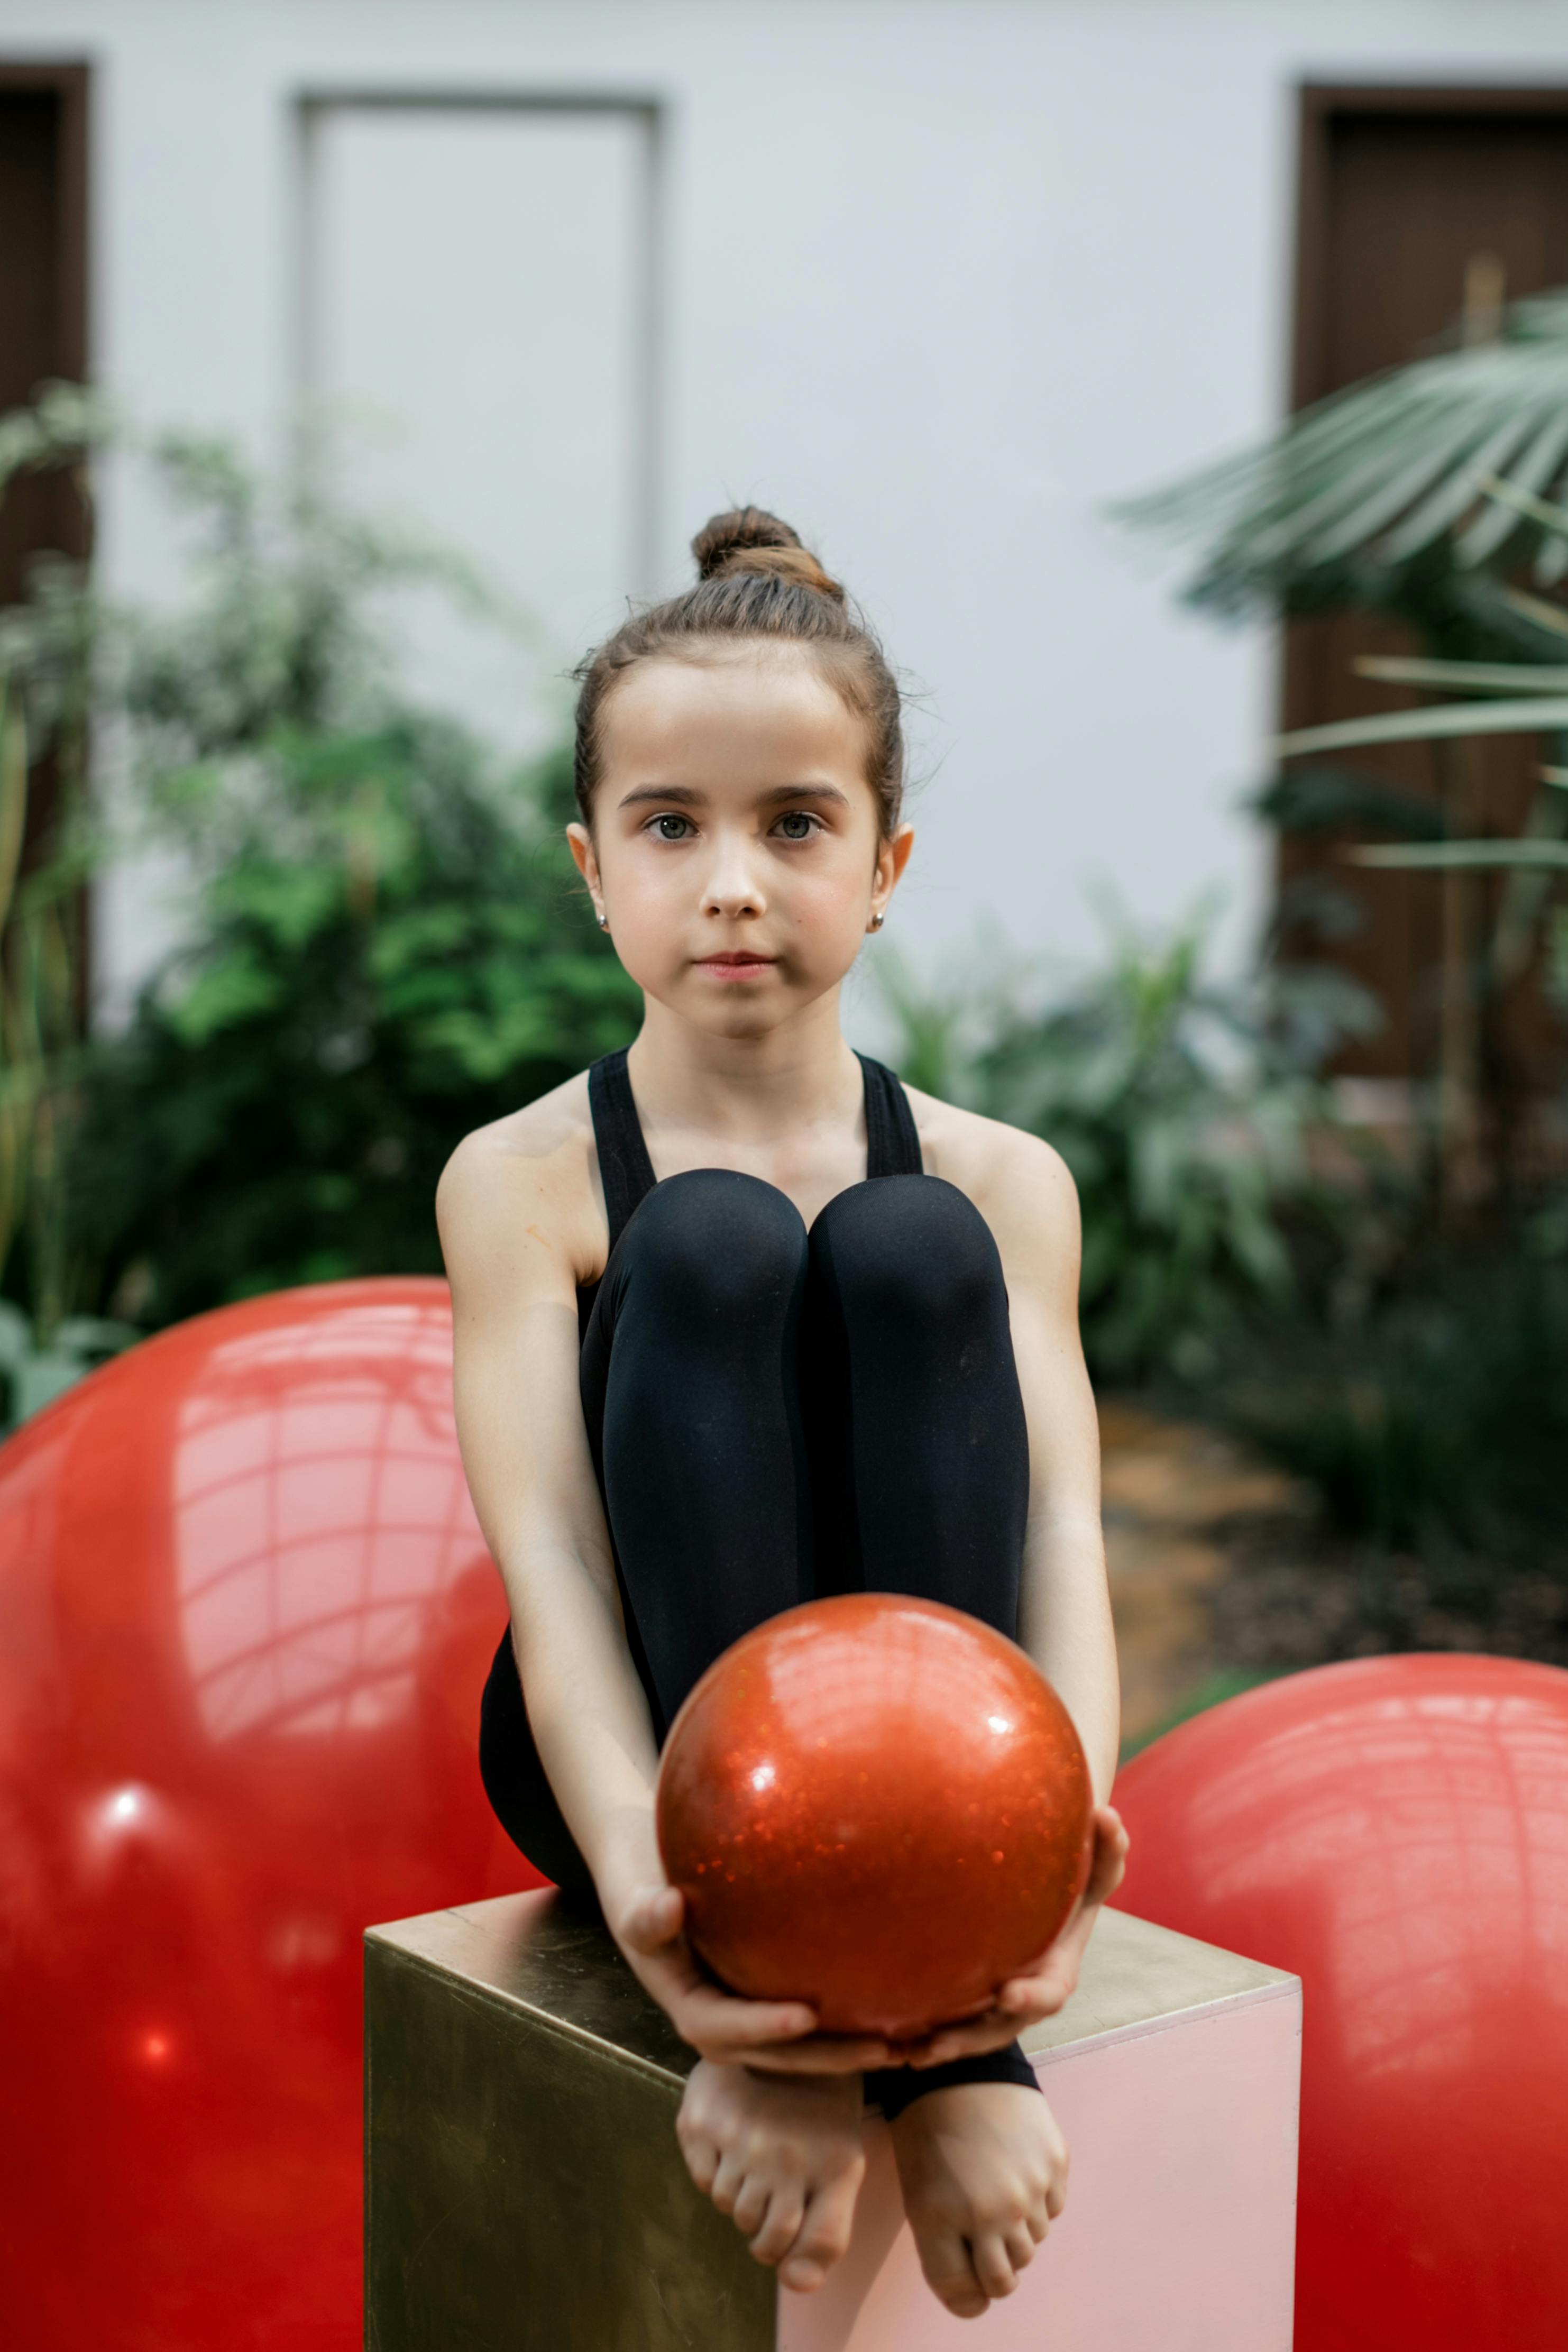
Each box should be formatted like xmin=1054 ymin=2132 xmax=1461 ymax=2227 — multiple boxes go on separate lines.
xmin=1111 ymin=1655 xmax=1568 ymax=2352
xmin=657 ymin=1594 xmax=1093 ymax=2038
xmin=0 ymin=1279 xmax=534 ymax=2352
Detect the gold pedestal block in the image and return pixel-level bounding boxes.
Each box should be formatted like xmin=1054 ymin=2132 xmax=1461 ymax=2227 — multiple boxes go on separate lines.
xmin=366 ymin=1891 xmax=771 ymax=2350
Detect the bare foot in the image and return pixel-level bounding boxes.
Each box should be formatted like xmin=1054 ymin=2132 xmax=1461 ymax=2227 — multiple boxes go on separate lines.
xmin=889 ymin=2081 xmax=1068 ymax=2319
xmin=676 ymin=2060 xmax=867 ymax=2293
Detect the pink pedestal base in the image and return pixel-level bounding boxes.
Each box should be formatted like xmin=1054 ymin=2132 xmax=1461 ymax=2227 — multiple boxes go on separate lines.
xmin=780 ymin=1909 xmax=1300 ymax=2350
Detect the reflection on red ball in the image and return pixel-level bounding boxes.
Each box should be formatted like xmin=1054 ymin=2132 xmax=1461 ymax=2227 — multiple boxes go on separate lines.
xmin=1112 ymin=1655 xmax=1568 ymax=2352
xmin=657 ymin=1594 xmax=1093 ymax=2038
xmin=0 ymin=1281 xmax=532 ymax=2350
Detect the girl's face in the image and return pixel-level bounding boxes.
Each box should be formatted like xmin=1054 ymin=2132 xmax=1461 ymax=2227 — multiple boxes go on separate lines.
xmin=567 ymin=646 xmax=913 ymax=1040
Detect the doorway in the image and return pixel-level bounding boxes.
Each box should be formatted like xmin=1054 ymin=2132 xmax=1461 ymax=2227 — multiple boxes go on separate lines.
xmin=296 ymin=93 xmax=662 ymax=764
xmin=1282 ymin=87 xmax=1568 ymax=1109
xmin=0 ymin=62 xmax=88 ymax=602
xmin=0 ymin=59 xmax=89 ymax=954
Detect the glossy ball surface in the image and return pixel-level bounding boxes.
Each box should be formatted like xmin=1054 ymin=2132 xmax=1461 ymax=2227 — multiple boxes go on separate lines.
xmin=0 ymin=1280 xmax=531 ymax=2350
xmin=657 ymin=1594 xmax=1093 ymax=2038
xmin=1112 ymin=1654 xmax=1568 ymax=2352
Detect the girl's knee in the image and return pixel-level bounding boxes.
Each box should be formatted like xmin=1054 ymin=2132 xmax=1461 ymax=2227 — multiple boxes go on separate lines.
xmin=811 ymin=1176 xmax=1006 ymax=1324
xmin=618 ymin=1168 xmax=808 ymax=1317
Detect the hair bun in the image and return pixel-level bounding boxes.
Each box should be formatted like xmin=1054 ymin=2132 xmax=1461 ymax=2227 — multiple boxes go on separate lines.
xmin=691 ymin=506 xmax=845 ymax=601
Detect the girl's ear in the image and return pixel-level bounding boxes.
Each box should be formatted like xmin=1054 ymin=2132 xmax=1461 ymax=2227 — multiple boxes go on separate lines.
xmin=566 ymin=823 xmax=606 ymax=926
xmin=872 ymin=822 xmax=915 ymax=916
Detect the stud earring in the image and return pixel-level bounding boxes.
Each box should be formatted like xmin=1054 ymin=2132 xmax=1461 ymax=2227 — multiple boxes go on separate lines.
xmin=868 ymin=910 xmax=885 ymax=931
xmin=596 ymin=912 xmax=609 ymax=930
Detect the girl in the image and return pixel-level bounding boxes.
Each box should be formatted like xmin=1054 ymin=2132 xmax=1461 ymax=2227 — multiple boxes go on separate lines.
xmin=438 ymin=509 xmax=1126 ymax=2322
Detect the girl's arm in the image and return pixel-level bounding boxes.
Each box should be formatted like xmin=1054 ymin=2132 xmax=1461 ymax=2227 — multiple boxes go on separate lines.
xmin=437 ymin=1125 xmax=895 ymax=2076
xmin=900 ymin=1118 xmax=1129 ymax=2067
xmin=1003 ymin=1137 xmax=1120 ymax=1800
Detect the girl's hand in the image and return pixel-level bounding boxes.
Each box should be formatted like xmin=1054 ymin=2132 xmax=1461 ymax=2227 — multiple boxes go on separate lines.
xmin=896 ymin=1806 xmax=1130 ymax=2069
xmin=613 ymin=1882 xmax=897 ymax=2075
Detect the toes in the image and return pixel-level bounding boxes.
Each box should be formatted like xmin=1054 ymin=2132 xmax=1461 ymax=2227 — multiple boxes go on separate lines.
xmin=971 ymin=2230 xmax=1020 ymax=2301
xmin=731 ymin=2175 xmax=770 ymax=2239
xmin=748 ymin=2190 xmax=806 ymax=2268
xmin=678 ymin=2130 xmax=718 ymax=2194
xmin=709 ymin=2153 xmax=745 ymax=2217
xmin=918 ymin=2229 xmax=987 ymax=2317
xmin=790 ymin=2211 xmax=851 ymax=2286
xmin=1005 ymin=2219 xmax=1041 ymax=2272
xmin=778 ymin=2162 xmax=863 ymax=2293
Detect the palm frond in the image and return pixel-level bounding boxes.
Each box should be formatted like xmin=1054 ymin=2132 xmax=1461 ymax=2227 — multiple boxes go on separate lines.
xmin=1347 ymin=840 xmax=1568 ymax=871
xmin=1276 ymin=696 xmax=1568 ymax=761
xmin=1115 ymin=289 xmax=1568 ymax=614
xmin=1353 ymin=655 xmax=1568 ymax=693
xmin=1501 ymin=586 xmax=1568 ymax=640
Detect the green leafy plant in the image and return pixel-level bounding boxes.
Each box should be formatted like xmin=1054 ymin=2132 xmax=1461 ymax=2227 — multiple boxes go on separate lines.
xmin=0 ymin=397 xmax=638 ymax=1341
xmin=71 ymin=729 xmax=637 ymax=1325
xmin=879 ymin=920 xmax=1361 ymax=1379
xmin=0 ymin=673 xmax=134 ymax=1422
xmin=0 ymin=394 xmax=136 ymax=1417
xmin=1226 ymin=1249 xmax=1568 ymax=1593
xmin=66 ymin=451 xmax=637 ymax=1326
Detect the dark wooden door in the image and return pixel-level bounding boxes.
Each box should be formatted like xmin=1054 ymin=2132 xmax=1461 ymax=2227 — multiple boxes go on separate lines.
xmin=0 ymin=65 xmax=88 ymax=601
xmin=0 ymin=58 xmax=89 ymax=981
xmin=1284 ymin=89 xmax=1568 ymax=1115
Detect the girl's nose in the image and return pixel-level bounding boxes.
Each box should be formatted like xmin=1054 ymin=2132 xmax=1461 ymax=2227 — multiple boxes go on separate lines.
xmin=701 ymin=844 xmax=767 ymax=920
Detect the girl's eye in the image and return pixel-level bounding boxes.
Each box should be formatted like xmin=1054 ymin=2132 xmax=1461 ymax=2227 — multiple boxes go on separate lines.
xmin=775 ymin=811 xmax=817 ymax=841
xmin=650 ymin=813 xmax=693 ymax=841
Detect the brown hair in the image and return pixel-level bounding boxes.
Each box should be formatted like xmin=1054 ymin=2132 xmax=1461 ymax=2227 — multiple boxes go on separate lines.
xmin=572 ymin=507 xmax=905 ymax=837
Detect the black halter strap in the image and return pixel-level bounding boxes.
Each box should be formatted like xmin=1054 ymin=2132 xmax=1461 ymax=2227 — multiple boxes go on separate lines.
xmin=586 ymin=1046 xmax=923 ymax=1257
xmin=857 ymin=1049 xmax=924 ymax=1180
xmin=588 ymin=1048 xmax=659 ymax=1258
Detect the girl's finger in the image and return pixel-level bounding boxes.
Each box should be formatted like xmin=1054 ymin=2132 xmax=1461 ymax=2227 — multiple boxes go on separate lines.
xmin=904 ymin=2015 xmax=1021 ymax=2065
xmin=1085 ymin=1810 xmax=1130 ymax=1893
xmin=996 ymin=1965 xmax=1072 ymax=2016
xmin=683 ymin=1993 xmax=819 ymax=2049
xmin=738 ymin=2031 xmax=891 ymax=2075
xmin=617 ymin=1884 xmax=685 ymax=1953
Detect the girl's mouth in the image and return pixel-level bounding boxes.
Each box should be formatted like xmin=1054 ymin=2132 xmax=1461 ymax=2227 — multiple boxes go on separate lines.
xmin=695 ymin=954 xmax=777 ymax=981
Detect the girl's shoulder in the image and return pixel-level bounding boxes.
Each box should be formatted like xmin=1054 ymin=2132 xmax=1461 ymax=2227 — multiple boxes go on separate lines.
xmin=902 ymin=1083 xmax=1080 ymax=1267
xmin=436 ymin=1069 xmax=607 ymax=1291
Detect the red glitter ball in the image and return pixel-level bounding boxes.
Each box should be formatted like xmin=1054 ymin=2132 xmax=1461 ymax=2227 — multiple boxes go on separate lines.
xmin=656 ymin=1594 xmax=1093 ymax=2038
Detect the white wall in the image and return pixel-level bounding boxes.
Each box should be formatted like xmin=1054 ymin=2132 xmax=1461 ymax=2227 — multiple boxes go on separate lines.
xmin=5 ymin=0 xmax=1568 ymax=1023
xmin=307 ymin=102 xmax=652 ymax=755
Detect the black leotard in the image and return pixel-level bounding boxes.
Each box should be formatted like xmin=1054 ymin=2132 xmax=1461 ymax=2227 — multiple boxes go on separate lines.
xmin=480 ymin=1046 xmax=1041 ymax=2114
xmin=576 ymin=1045 xmax=923 ymax=1330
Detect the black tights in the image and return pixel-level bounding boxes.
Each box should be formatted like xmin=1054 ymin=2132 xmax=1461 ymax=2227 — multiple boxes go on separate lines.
xmin=480 ymin=1169 xmax=1039 ymax=2115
